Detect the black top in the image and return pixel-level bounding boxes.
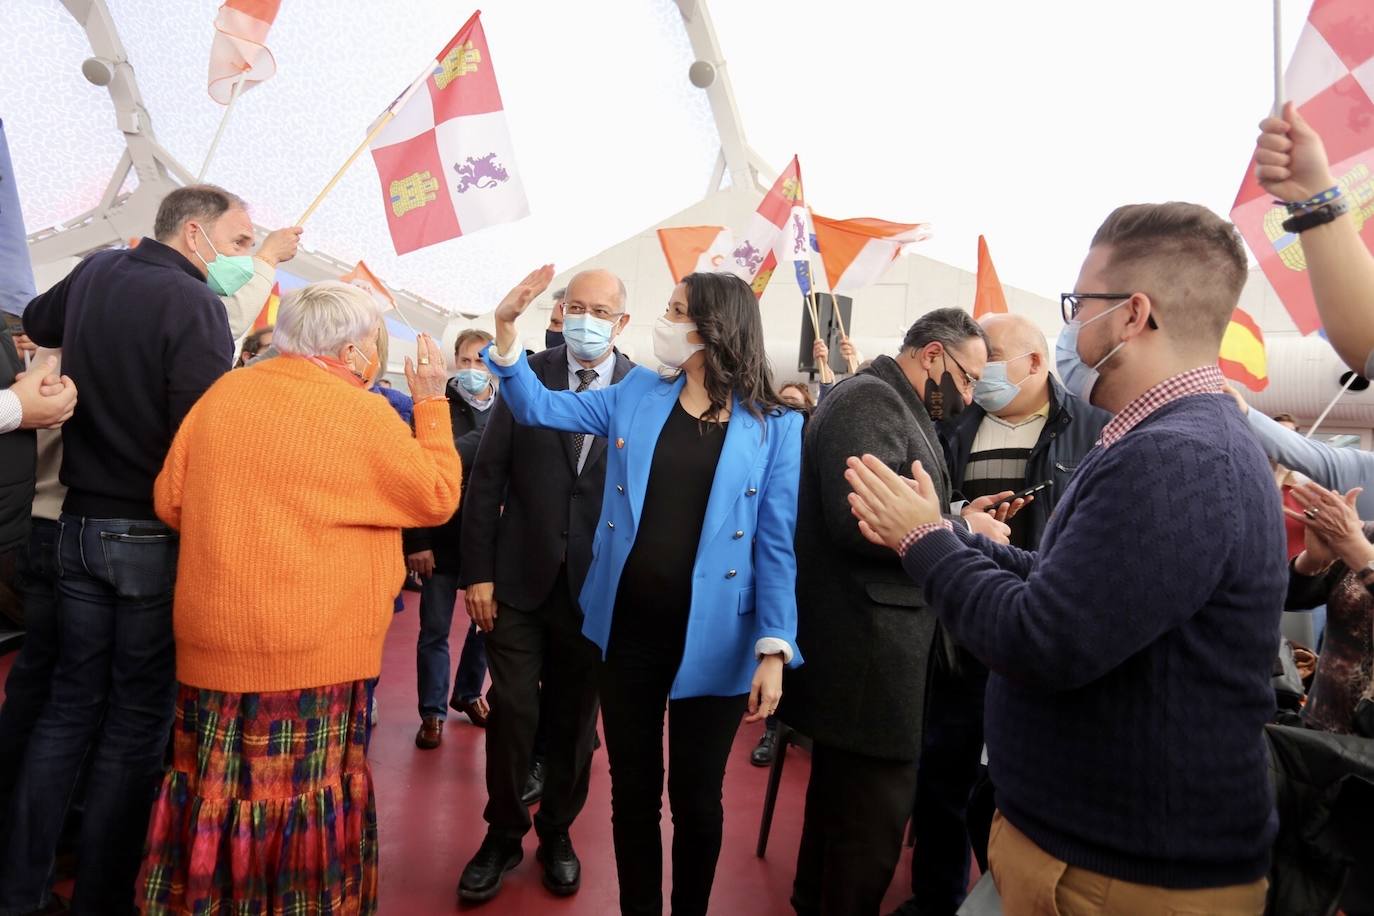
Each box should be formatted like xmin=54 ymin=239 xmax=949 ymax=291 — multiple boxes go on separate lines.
xmin=0 ymin=328 xmax=35 ymax=552
xmin=23 ymin=239 xmax=233 ymax=519
xmin=612 ymin=400 xmax=727 ymax=650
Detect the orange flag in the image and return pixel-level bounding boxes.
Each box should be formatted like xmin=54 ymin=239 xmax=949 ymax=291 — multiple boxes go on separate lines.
xmin=341 ymin=261 xmax=396 ymax=311
xmin=251 ymin=282 xmax=280 ymax=332
xmin=972 ymin=235 xmax=1008 ymax=318
xmin=1218 ymin=306 xmax=1268 ymax=392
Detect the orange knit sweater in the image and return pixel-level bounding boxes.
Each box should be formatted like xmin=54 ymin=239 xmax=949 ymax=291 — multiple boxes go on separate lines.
xmin=154 ymin=356 xmax=461 ymax=692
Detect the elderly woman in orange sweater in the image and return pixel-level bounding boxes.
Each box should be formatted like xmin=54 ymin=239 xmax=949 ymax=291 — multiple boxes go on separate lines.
xmin=135 ymin=281 xmax=461 ymax=915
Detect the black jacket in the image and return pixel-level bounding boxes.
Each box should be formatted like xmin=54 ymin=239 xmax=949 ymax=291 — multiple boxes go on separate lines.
xmin=943 ymin=375 xmax=1109 ymax=548
xmin=402 ymin=377 xmax=492 ymax=576
xmin=0 ymin=328 xmax=35 ymax=552
xmin=460 ymin=345 xmax=634 ymax=610
xmin=23 ymin=240 xmax=232 ymax=519
xmin=780 ymin=355 xmax=960 ymax=762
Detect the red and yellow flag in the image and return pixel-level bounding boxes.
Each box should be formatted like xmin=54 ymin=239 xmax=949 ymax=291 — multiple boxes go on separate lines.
xmin=251 ymin=282 xmax=280 ymax=332
xmin=1218 ymin=306 xmax=1268 ymax=392
xmin=972 ymin=235 xmax=1008 ymax=318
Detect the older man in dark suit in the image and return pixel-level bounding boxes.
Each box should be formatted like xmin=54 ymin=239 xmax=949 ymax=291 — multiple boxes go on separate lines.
xmin=783 ymin=308 xmax=1017 ymax=915
xmin=456 ymin=269 xmax=633 ymax=902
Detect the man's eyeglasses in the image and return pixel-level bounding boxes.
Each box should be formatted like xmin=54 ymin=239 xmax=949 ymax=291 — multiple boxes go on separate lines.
xmin=1060 ymin=292 xmax=1158 ymax=329
xmin=942 ymin=347 xmax=980 ymax=389
xmin=564 ymin=302 xmax=624 ymax=323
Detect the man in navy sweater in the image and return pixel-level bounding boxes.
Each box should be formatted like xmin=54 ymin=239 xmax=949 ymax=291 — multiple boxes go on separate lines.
xmin=846 ymin=203 xmax=1284 ymax=915
xmin=1 ymin=186 xmax=237 ymax=913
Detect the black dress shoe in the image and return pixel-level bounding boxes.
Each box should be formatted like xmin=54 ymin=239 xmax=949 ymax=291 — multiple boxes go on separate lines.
xmin=750 ymin=727 xmax=777 ymax=767
xmin=536 ymin=832 xmax=581 ymax=896
xmin=457 ymin=834 xmax=523 ymax=902
xmin=521 ymin=757 xmax=546 ymax=806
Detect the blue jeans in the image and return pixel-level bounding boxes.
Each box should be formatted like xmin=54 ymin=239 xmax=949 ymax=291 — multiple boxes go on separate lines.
xmin=0 ymin=515 xmax=178 ymax=916
xmin=0 ymin=518 xmax=62 ymax=822
xmin=416 ymin=572 xmax=487 ymax=719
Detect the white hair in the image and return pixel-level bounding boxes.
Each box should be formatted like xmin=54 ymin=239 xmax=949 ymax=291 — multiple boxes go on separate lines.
xmin=273 ymin=281 xmax=382 ymax=357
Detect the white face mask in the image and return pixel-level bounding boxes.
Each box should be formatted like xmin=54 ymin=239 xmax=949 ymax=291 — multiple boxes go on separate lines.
xmin=653 ymin=315 xmax=704 ymax=369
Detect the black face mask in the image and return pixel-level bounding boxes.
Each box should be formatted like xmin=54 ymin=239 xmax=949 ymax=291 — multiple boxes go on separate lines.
xmin=545 ymin=329 xmax=565 ymax=350
xmin=922 ymin=355 xmax=966 ymax=421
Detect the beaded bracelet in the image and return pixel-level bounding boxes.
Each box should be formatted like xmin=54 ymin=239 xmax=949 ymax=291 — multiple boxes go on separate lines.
xmin=1281 ymin=198 xmax=1349 ymax=234
xmin=1279 ymin=186 xmax=1341 ymax=213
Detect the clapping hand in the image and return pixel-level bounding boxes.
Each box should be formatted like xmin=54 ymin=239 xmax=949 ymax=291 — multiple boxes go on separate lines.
xmin=404 ymin=334 xmax=448 ymax=401
xmin=1288 ymin=483 xmax=1374 ymax=571
xmin=845 ymin=455 xmax=944 ymax=551
xmin=13 ymin=356 xmax=77 ymax=429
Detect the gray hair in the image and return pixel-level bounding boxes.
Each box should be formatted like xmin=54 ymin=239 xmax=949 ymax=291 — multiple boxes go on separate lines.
xmin=902 ymin=307 xmax=989 ymax=355
xmin=273 ymin=281 xmax=382 ymax=358
xmin=153 ymin=185 xmax=247 ymax=241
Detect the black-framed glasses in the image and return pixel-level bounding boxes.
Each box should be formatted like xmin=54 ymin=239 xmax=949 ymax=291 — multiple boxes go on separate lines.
xmin=1060 ymin=292 xmax=1159 ymax=329
xmin=564 ymin=301 xmax=624 ymax=323
xmin=942 ymin=347 xmax=980 ymax=388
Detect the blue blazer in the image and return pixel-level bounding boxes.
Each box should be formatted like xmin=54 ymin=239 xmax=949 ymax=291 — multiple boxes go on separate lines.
xmin=484 ymin=346 xmax=804 ymax=699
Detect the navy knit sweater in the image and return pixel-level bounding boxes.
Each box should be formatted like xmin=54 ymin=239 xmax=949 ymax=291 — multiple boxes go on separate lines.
xmin=904 ymin=392 xmax=1284 ymax=889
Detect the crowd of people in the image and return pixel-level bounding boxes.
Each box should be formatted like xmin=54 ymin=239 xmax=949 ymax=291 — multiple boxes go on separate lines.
xmin=0 ymin=103 xmax=1372 ymax=916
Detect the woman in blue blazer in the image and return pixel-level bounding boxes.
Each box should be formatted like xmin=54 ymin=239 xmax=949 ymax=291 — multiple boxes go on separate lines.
xmin=484 ymin=265 xmax=802 ymax=915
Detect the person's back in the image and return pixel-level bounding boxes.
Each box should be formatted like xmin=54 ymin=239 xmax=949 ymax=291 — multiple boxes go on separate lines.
xmin=984 ymin=391 xmax=1284 ymax=885
xmin=24 ymin=242 xmax=231 ymax=517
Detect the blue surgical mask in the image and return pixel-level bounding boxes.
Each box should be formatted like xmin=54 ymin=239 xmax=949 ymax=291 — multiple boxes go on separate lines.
xmin=455 ymin=368 xmax=490 ymax=395
xmin=1055 ymin=299 xmax=1128 ymax=403
xmin=562 ymin=314 xmax=617 ymax=361
xmin=973 ymin=352 xmax=1033 ymax=413
xmin=193 ymin=226 xmax=255 ymax=297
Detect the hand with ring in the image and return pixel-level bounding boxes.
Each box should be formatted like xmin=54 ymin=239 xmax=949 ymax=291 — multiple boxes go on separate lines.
xmin=405 ymin=333 xmax=448 ymax=401
xmin=1288 ymin=482 xmax=1374 ymax=571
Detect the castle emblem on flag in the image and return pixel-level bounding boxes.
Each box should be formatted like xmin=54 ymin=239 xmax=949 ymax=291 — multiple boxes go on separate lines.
xmin=1261 ymin=163 xmax=1374 ymax=271
xmin=781 ymin=177 xmax=803 ymax=203
xmin=732 ymin=241 xmax=764 ymax=274
xmin=453 ymin=153 xmax=511 ymax=193
xmin=434 ymin=40 xmax=482 ymax=89
xmin=390 ymin=171 xmax=440 ymax=217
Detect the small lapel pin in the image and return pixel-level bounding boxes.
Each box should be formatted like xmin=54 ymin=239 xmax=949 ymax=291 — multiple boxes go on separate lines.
xmin=616 ymin=438 xmax=625 ymax=449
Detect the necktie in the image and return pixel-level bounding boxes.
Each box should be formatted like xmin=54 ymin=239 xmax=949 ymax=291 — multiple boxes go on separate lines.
xmin=571 ymin=368 xmax=599 ymax=469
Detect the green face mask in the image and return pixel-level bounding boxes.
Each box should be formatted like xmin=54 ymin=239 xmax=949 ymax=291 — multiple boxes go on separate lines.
xmin=193 ymin=226 xmax=256 ymax=297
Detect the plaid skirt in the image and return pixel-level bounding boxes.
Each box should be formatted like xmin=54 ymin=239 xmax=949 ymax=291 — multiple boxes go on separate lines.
xmin=137 ymin=679 xmax=378 ymax=915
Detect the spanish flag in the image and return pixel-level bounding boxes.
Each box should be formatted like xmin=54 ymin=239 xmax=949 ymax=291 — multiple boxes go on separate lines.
xmin=1218 ymin=306 xmax=1268 ymax=392
xmin=251 ymin=282 xmax=280 ymax=332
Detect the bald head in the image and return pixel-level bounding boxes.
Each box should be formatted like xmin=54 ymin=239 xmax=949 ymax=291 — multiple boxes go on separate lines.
xmin=979 ymin=313 xmax=1047 ymax=362
xmin=565 ymin=269 xmax=628 ymax=315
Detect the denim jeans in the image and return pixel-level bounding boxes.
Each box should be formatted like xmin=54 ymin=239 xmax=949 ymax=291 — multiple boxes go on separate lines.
xmin=415 ymin=572 xmax=487 ymax=719
xmin=0 ymin=518 xmax=62 ymax=822
xmin=0 ymin=515 xmax=178 ymax=916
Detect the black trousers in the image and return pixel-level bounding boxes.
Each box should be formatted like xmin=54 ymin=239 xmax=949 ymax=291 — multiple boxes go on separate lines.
xmin=598 ymin=638 xmax=746 ymax=916
xmin=482 ymin=566 xmax=601 ymax=840
xmin=910 ymin=653 xmax=989 ymax=914
xmin=792 ymin=741 xmax=919 ymax=916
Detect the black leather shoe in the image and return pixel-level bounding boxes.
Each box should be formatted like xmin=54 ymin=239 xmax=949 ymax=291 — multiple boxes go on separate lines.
xmin=457 ymin=834 xmax=523 ymax=902
xmin=520 ymin=757 xmax=545 ymax=806
xmin=750 ymin=727 xmax=777 ymax=767
xmin=536 ymin=832 xmax=581 ymax=896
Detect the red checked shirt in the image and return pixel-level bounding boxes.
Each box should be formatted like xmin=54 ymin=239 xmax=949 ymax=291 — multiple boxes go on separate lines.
xmin=897 ymin=365 xmax=1227 ymax=557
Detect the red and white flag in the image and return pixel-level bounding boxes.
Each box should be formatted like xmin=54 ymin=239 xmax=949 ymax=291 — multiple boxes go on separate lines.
xmin=811 ymin=214 xmax=931 ymax=294
xmin=369 ymin=10 xmax=529 ymax=255
xmin=732 ymin=156 xmax=804 ymax=297
xmin=656 ymin=226 xmax=738 ymax=282
xmin=207 ymin=0 xmax=281 ymax=104
xmin=1231 ymin=0 xmax=1374 ymax=335
xmin=341 ymin=261 xmax=396 ymax=311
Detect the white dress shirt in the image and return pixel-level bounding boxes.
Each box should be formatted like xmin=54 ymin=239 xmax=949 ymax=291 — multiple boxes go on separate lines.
xmin=0 ymin=389 xmax=20 ymax=434
xmin=568 ymin=347 xmax=615 ymax=474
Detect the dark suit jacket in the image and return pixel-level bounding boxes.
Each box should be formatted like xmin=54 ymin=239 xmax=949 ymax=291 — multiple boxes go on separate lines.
xmin=460 ymin=345 xmax=634 ymax=611
xmin=780 ymin=354 xmax=959 ymax=762
xmin=0 ymin=328 xmax=35 ymax=553
xmin=402 ymin=376 xmax=491 ymax=576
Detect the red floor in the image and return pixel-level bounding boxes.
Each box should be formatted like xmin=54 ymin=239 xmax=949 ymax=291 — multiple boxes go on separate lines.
xmin=0 ymin=593 xmax=923 ymax=913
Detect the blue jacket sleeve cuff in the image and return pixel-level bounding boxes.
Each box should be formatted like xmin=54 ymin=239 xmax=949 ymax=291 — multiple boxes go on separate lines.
xmin=899 ymin=527 xmax=967 ymax=588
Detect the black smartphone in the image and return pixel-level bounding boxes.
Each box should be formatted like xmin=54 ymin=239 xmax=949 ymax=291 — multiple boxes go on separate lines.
xmin=1012 ymin=479 xmax=1053 ymax=501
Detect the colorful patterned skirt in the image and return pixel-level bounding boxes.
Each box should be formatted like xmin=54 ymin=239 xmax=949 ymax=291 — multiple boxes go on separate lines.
xmin=137 ymin=679 xmax=378 ymax=915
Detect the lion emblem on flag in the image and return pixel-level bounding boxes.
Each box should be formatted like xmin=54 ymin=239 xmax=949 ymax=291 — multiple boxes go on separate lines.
xmin=453 ymin=153 xmax=511 ymax=193
xmin=732 ymin=241 xmax=764 ymax=274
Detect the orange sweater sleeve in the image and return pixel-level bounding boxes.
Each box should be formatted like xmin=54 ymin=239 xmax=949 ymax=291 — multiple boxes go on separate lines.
xmin=357 ymin=398 xmax=463 ymax=529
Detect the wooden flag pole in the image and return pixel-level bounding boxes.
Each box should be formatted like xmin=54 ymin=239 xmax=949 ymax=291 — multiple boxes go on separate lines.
xmin=296 ymin=110 xmax=398 ymax=226
xmin=1304 ymin=373 xmax=1357 ymax=439
xmin=198 ymin=71 xmax=248 ymax=182
xmin=1273 ymin=0 xmax=1285 ymax=116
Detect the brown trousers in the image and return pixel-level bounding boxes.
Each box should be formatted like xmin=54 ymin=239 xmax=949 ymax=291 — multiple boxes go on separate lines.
xmin=987 ymin=811 xmax=1267 ymax=916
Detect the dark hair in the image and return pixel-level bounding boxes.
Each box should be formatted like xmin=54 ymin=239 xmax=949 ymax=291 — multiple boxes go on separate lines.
xmin=153 ymin=184 xmax=246 ymax=241
xmin=680 ymin=272 xmax=785 ymax=424
xmin=1271 ymin=413 xmax=1300 ymax=430
xmin=779 ymin=382 xmax=815 ymax=409
xmin=902 ymin=307 xmax=989 ymax=356
xmin=242 ymin=325 xmax=273 ymax=357
xmin=1091 ymin=202 xmax=1248 ymax=345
